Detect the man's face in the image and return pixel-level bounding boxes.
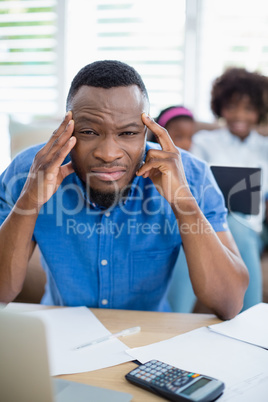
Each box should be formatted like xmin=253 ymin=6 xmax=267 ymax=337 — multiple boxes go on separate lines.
xmin=70 ymin=85 xmax=149 ymax=207
xmin=221 ymin=94 xmax=259 ymax=139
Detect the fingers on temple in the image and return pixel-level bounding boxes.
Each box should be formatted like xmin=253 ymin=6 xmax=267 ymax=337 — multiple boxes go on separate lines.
xmin=142 ymin=113 xmax=176 ymax=152
xmin=40 ymin=111 xmax=74 ymax=155
xmin=49 ymin=135 xmax=76 ymax=170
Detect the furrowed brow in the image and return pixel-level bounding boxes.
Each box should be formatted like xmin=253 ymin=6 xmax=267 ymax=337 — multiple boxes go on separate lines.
xmin=117 ymin=122 xmax=143 ymax=130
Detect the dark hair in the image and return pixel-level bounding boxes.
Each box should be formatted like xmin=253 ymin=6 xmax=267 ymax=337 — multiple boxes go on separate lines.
xmin=66 ymin=60 xmax=149 ymax=109
xmin=211 ymin=67 xmax=268 ymax=124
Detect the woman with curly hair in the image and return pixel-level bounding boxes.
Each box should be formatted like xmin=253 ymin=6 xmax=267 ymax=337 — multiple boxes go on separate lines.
xmin=191 ymin=67 xmax=268 ymax=311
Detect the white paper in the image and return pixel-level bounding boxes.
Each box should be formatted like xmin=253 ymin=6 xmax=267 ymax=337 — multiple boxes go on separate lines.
xmin=26 ymin=307 xmax=132 ymax=376
xmin=127 ymin=327 xmax=268 ymax=401
xmin=209 ymin=303 xmax=268 ymax=349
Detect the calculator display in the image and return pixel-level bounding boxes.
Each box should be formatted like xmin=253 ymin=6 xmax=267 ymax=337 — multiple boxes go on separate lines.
xmin=181 ymin=378 xmax=211 ymax=396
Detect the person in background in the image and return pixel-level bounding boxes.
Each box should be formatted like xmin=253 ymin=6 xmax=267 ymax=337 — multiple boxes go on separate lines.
xmin=155 ymin=106 xmax=196 ymax=151
xmin=192 ymin=67 xmax=268 ymax=311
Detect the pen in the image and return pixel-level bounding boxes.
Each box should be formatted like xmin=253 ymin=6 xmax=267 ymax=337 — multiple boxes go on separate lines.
xmin=75 ymin=326 xmax=141 ymax=350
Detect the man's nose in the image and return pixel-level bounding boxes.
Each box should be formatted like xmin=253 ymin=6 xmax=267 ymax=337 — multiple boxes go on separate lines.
xmin=92 ymin=136 xmax=124 ymax=162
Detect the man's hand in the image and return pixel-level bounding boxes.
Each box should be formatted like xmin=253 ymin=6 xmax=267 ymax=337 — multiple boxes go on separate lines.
xmin=18 ymin=111 xmax=76 ymax=213
xmin=137 ymin=113 xmax=192 ymax=207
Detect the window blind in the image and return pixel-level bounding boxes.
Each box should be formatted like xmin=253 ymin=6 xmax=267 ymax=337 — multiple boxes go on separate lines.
xmin=0 ymin=0 xmax=59 ymax=115
xmin=84 ymin=0 xmax=186 ymax=117
xmin=67 ymin=0 xmax=185 ymax=115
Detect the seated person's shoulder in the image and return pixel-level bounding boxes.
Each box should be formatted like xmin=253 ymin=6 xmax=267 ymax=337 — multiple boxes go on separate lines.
xmin=193 ymin=127 xmax=225 ymax=143
xmin=2 ymin=143 xmax=45 ymax=177
xmin=255 ymin=130 xmax=268 ymax=144
xmin=0 ymin=143 xmax=46 ymax=201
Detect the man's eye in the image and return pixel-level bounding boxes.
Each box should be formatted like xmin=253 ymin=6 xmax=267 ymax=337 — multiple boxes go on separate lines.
xmin=119 ymin=132 xmax=137 ymax=136
xmin=79 ymin=130 xmax=97 ymax=135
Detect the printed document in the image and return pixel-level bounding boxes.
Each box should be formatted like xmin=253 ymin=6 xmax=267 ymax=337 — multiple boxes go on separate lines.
xmin=209 ymin=302 xmax=268 ymax=349
xmin=26 ymin=307 xmax=132 ymax=375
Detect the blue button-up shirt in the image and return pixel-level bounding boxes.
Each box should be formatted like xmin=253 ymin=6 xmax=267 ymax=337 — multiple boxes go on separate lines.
xmin=0 ymin=142 xmax=228 ymax=311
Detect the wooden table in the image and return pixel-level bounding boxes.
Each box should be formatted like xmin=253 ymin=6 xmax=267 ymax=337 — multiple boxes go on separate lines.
xmin=9 ymin=304 xmax=221 ymax=401
xmin=62 ymin=308 xmax=221 ymax=401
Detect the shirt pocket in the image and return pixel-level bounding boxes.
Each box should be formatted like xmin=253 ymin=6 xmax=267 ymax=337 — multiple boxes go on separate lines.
xmin=129 ymin=248 xmax=175 ymax=293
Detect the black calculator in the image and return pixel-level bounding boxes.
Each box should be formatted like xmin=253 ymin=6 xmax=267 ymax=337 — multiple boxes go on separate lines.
xmin=125 ymin=360 xmax=225 ymax=402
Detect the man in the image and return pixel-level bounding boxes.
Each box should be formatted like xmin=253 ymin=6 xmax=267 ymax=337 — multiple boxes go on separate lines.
xmin=0 ymin=61 xmax=248 ymax=319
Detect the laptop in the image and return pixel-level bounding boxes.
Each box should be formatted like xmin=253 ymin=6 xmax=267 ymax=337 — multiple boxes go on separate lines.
xmin=0 ymin=307 xmax=132 ymax=402
xmin=210 ymin=166 xmax=262 ymax=215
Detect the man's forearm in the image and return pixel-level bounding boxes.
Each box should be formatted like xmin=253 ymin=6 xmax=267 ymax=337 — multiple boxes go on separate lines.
xmin=0 ymin=196 xmax=39 ymax=303
xmin=0 ymin=113 xmax=76 ymax=303
xmin=173 ymin=195 xmax=249 ymax=320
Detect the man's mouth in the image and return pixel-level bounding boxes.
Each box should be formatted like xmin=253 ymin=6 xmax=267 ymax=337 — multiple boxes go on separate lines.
xmin=90 ymin=167 xmax=127 ymax=181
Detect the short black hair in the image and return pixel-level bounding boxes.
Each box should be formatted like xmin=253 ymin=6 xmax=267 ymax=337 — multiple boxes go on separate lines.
xmin=66 ymin=60 xmax=149 ymax=109
xmin=211 ymin=67 xmax=268 ymax=124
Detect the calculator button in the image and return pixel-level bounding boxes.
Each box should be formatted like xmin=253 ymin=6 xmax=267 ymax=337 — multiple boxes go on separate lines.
xmin=192 ymin=374 xmax=200 ymax=378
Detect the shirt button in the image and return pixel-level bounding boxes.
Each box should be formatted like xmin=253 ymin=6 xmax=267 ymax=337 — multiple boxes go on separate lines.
xmin=101 ymin=259 xmax=108 ymax=266
xmin=101 ymin=299 xmax=108 ymax=305
xmin=105 ymin=211 xmax=110 ymax=217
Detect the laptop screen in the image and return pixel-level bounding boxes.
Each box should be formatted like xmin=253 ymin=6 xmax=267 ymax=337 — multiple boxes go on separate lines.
xmin=210 ymin=166 xmax=262 ymax=215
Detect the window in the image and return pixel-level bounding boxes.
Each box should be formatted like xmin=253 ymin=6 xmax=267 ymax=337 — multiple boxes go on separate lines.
xmin=65 ymin=0 xmax=186 ymax=117
xmin=196 ymin=0 xmax=268 ymax=120
xmin=0 ymin=0 xmax=60 ymax=116
xmin=1 ymin=0 xmax=268 ymax=173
